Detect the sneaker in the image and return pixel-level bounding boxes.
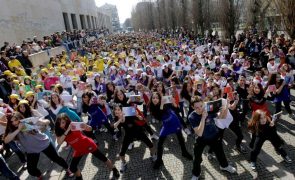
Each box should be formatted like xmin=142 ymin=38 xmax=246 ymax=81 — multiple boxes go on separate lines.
xmin=112 ymin=167 xmax=120 ymax=178
xmin=151 ymin=154 xmax=157 ymax=162
xmin=283 ymin=155 xmax=292 ymax=163
xmin=128 ymin=143 xmax=134 ymax=150
xmin=66 ymin=169 xmax=74 ymax=177
xmin=21 ymin=162 xmax=27 ymax=169
xmin=113 ymin=134 xmax=118 ymax=141
xmin=64 ymin=144 xmax=71 ymax=150
xmin=182 ymin=151 xmax=193 ymax=160
xmin=151 ymin=134 xmax=159 ymax=140
xmin=288 ymin=113 xmax=295 ymax=119
xmin=120 ymin=162 xmax=127 ymax=173
xmin=184 ymin=128 xmax=191 ymax=135
xmin=207 ymin=152 xmax=214 ymax=160
xmin=250 ymin=162 xmax=256 ymax=170
xmin=220 ymin=165 xmax=236 ymax=173
xmin=153 ymin=159 xmax=163 ymax=169
xmin=191 ymin=175 xmax=199 ymax=180
xmin=236 ymin=145 xmax=247 ymax=154
xmin=151 ymin=118 xmax=156 ymax=124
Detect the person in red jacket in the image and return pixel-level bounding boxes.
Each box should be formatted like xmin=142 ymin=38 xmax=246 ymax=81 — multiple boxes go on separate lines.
xmin=55 ymin=113 xmax=120 ymax=180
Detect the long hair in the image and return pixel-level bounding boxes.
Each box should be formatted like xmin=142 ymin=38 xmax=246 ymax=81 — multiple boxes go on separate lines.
xmin=4 ymin=112 xmax=24 ymax=137
xmin=148 ymin=92 xmax=163 ymax=120
xmin=55 ymin=113 xmax=72 ymax=137
xmin=81 ymin=91 xmax=95 ymax=113
xmin=112 ymin=103 xmax=123 ymax=122
xmin=114 ymin=89 xmax=128 ymax=106
xmin=106 ymin=82 xmax=115 ymax=101
xmin=17 ymin=103 xmax=33 ymax=118
xmin=248 ymin=110 xmax=271 ymax=133
xmin=50 ymin=93 xmax=61 ymax=110
xmin=180 ymin=81 xmax=192 ymax=101
xmin=26 ymin=96 xmax=38 ymax=109
xmin=253 ymin=83 xmax=265 ymax=99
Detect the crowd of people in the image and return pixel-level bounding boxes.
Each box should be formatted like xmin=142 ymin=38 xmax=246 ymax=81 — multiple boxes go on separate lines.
xmin=0 ymin=28 xmax=294 ymax=180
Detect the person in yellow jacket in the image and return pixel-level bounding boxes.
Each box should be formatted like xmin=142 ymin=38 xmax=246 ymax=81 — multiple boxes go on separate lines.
xmin=8 ymin=57 xmax=26 ymax=76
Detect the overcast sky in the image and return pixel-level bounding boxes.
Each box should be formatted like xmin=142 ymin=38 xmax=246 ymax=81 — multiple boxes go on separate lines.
xmin=95 ymin=0 xmax=140 ymax=23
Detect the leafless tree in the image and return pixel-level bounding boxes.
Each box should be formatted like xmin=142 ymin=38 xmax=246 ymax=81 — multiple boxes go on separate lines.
xmin=218 ymin=0 xmax=241 ymax=39
xmin=275 ymin=0 xmax=295 ymax=40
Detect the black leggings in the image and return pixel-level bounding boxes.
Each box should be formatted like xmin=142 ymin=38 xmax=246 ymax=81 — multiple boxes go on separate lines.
xmin=143 ymin=123 xmax=154 ymax=135
xmin=27 ymin=143 xmax=68 ymax=177
xmin=229 ymin=122 xmax=244 ymax=147
xmin=70 ymin=149 xmax=108 ymax=173
xmin=250 ymin=131 xmax=287 ymax=162
xmin=156 ymin=131 xmax=188 ymax=161
xmin=119 ymin=133 xmax=153 ymax=156
xmin=275 ymin=101 xmax=292 ymax=114
xmin=192 ymin=137 xmax=228 ymax=176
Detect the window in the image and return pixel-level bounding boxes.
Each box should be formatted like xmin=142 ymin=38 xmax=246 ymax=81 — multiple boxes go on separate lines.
xmin=80 ymin=14 xmax=86 ymax=29
xmin=91 ymin=16 xmax=95 ymax=29
xmin=71 ymin=14 xmax=78 ymax=30
xmin=62 ymin=12 xmax=71 ymax=31
xmin=87 ymin=15 xmax=91 ymax=29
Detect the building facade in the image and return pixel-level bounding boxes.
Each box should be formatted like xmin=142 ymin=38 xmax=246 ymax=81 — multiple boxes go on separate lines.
xmin=98 ymin=3 xmax=120 ymax=32
xmin=0 ymin=0 xmax=112 ymax=44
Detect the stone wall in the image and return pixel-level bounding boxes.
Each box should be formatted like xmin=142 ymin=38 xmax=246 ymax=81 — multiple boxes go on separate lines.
xmin=0 ymin=0 xmax=111 ymax=44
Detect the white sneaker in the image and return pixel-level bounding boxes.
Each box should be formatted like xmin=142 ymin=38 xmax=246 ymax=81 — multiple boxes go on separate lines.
xmin=191 ymin=175 xmax=199 ymax=180
xmin=120 ymin=162 xmax=127 ymax=173
xmin=113 ymin=134 xmax=118 ymax=141
xmin=128 ymin=143 xmax=134 ymax=150
xmin=99 ymin=128 xmax=106 ymax=132
xmin=184 ymin=128 xmax=191 ymax=135
xmin=151 ymin=134 xmax=159 ymax=140
xmin=250 ymin=162 xmax=256 ymax=170
xmin=220 ymin=165 xmax=236 ymax=173
xmin=207 ymin=152 xmax=214 ymax=160
xmin=283 ymin=155 xmax=292 ymax=163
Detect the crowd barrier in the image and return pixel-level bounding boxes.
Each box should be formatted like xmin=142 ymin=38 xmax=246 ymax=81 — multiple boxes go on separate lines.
xmin=28 ymin=46 xmax=66 ymax=67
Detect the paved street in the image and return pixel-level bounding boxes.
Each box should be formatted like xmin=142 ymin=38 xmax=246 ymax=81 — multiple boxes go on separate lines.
xmin=4 ymin=93 xmax=295 ymax=180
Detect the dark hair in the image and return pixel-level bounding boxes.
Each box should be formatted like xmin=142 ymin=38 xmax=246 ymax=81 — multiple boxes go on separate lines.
xmin=114 ymin=89 xmax=128 ymax=106
xmin=112 ymin=103 xmax=123 ymax=121
xmin=50 ymin=93 xmax=61 ymax=109
xmin=180 ymin=81 xmax=192 ymax=101
xmin=106 ymin=82 xmax=115 ymax=101
xmin=148 ymin=92 xmax=163 ymax=120
xmin=155 ymin=82 xmax=166 ymax=95
xmin=17 ymin=103 xmax=33 ymax=118
xmin=81 ymin=91 xmax=95 ymax=113
xmin=55 ymin=85 xmax=64 ymax=94
xmin=55 ymin=113 xmax=71 ymax=137
xmin=4 ymin=112 xmax=24 ymax=137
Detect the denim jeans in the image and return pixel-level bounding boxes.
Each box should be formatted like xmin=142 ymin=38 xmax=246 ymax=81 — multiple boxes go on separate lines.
xmin=0 ymin=154 xmax=19 ymax=180
xmin=7 ymin=141 xmax=26 ymax=163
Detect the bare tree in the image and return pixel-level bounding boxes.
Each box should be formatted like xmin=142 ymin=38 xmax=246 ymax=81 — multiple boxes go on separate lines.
xmin=246 ymin=0 xmax=271 ymax=30
xmin=218 ymin=0 xmax=241 ymax=39
xmin=192 ymin=0 xmax=205 ymax=35
xmin=275 ymin=0 xmax=295 ymax=40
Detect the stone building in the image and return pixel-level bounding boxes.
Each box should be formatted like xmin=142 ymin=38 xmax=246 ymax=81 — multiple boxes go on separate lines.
xmin=0 ymin=0 xmax=112 ymax=44
xmin=98 ymin=3 xmax=121 ymax=32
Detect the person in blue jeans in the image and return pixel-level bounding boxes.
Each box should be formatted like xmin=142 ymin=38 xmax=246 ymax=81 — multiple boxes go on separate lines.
xmin=0 ymin=153 xmax=19 ymax=180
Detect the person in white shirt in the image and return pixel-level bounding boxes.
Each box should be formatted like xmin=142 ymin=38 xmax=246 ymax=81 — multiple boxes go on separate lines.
xmin=267 ymin=56 xmax=279 ymax=74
